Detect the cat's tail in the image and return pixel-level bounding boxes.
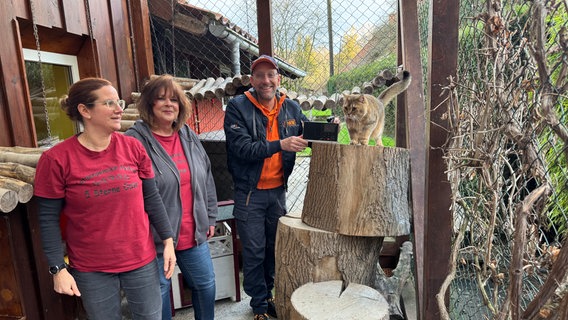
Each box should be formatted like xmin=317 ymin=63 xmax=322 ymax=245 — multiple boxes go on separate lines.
xmin=378 ymin=70 xmax=412 ymax=106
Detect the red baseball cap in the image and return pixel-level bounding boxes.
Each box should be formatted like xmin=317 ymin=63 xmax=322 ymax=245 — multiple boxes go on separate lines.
xmin=251 ymin=55 xmax=279 ymax=73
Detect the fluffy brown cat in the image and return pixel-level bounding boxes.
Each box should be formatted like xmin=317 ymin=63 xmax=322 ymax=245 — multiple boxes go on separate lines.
xmin=343 ymin=70 xmax=412 ymax=146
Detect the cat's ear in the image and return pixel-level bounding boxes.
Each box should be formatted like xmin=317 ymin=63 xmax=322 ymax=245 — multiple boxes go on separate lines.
xmin=357 ymin=94 xmax=366 ymax=102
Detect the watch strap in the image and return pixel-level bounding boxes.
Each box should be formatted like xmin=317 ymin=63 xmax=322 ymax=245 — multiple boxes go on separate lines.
xmin=49 ymin=262 xmax=68 ymax=275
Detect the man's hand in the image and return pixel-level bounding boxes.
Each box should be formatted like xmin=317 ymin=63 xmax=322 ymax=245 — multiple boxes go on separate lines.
xmin=53 ymin=268 xmax=81 ymax=296
xmin=162 ymin=237 xmax=176 ymax=279
xmin=280 ymin=135 xmax=308 ymax=152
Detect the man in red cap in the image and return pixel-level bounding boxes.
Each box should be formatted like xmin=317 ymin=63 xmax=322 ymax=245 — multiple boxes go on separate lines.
xmin=223 ymin=55 xmax=309 ymax=320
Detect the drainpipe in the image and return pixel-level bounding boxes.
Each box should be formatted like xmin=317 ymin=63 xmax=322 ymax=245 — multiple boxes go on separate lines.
xmin=209 ymin=23 xmax=257 ymax=76
xmin=230 ymin=41 xmax=241 ymax=75
xmin=208 ymin=22 xmax=306 ymax=78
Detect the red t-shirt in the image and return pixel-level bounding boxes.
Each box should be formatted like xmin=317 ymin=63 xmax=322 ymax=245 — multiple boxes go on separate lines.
xmin=34 ymin=133 xmax=156 ymax=272
xmin=153 ymin=133 xmax=196 ymax=250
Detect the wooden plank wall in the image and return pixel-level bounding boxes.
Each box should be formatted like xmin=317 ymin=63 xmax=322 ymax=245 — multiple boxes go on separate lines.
xmin=0 ymin=0 xmax=153 ymax=148
xmin=0 ymin=1 xmax=155 ymax=318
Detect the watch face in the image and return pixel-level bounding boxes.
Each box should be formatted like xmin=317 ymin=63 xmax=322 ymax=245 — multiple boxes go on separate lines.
xmin=49 ymin=263 xmax=66 ymax=275
xmin=49 ymin=266 xmax=60 ymax=274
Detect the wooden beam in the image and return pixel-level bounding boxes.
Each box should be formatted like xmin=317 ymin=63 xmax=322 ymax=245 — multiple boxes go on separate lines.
xmin=256 ymin=0 xmax=274 ymax=56
xmin=130 ymin=0 xmax=155 ymax=91
xmin=398 ymin=0 xmax=428 ymax=318
xmin=0 ymin=5 xmax=37 ymax=147
xmin=109 ymin=0 xmax=136 ymax=101
xmin=424 ymin=0 xmax=459 ymax=318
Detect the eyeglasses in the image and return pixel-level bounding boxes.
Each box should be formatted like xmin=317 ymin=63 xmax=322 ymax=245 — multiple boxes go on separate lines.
xmin=252 ymin=72 xmax=279 ymax=80
xmin=87 ymin=99 xmax=127 ymax=110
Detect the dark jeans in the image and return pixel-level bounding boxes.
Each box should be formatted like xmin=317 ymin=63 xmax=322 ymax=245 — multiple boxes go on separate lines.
xmin=233 ymin=186 xmax=286 ymax=314
xmin=157 ymin=242 xmax=216 ymax=320
xmin=71 ymin=259 xmax=161 ymax=320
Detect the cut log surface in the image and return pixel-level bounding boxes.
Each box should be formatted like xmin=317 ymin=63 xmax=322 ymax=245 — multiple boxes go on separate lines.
xmin=194 ymin=77 xmax=216 ymax=100
xmin=302 ymin=143 xmax=411 ymax=236
xmin=205 ymin=77 xmax=226 ymax=100
xmin=0 ymin=163 xmax=36 ymax=185
xmin=0 ymin=187 xmax=18 ymax=213
xmin=0 ymin=151 xmax=42 ymax=168
xmin=240 ymin=74 xmax=251 ymax=87
xmin=0 ymin=176 xmax=33 ymax=203
xmin=275 ymin=216 xmax=384 ymax=320
xmin=290 ymin=281 xmax=389 ymax=320
xmin=213 ymin=77 xmax=231 ymax=99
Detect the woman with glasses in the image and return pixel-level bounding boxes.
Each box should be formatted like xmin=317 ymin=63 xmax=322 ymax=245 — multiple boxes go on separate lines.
xmin=34 ymin=77 xmax=176 ymax=320
xmin=125 ymin=74 xmax=218 ymax=320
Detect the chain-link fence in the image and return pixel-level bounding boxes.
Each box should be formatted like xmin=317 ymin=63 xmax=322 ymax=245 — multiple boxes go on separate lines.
xmin=430 ymin=0 xmax=568 ymax=318
xmin=144 ymin=0 xmax=568 ymax=317
xmin=146 ymin=0 xmax=400 ymax=214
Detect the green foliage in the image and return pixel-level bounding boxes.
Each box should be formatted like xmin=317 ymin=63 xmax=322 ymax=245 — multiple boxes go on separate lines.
xmin=326 ymin=54 xmax=397 ymax=93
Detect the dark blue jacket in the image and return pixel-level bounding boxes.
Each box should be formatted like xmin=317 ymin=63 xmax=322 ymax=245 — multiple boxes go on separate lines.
xmin=223 ymin=90 xmax=307 ymax=193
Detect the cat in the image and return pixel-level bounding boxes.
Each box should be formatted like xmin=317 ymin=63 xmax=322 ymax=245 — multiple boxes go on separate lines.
xmin=342 ymin=70 xmax=412 ymax=146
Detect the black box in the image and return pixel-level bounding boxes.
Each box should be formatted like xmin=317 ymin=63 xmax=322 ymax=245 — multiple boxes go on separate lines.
xmin=303 ymin=121 xmax=339 ymax=142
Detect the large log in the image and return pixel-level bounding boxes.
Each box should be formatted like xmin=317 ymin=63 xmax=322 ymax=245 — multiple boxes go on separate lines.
xmin=0 ymin=176 xmax=33 ymax=203
xmin=0 ymin=163 xmax=36 ymax=185
xmin=290 ymin=281 xmax=389 ymax=320
xmin=0 ymin=187 xmax=18 ymax=213
xmin=149 ymin=74 xmax=198 ymax=90
xmin=215 ymin=77 xmax=233 ymax=99
xmin=302 ymin=143 xmax=411 ymax=236
xmin=0 ymin=146 xmax=44 ymax=154
xmin=240 ymin=74 xmax=251 ymax=87
xmin=312 ymin=96 xmax=326 ymax=110
xmin=275 ymin=216 xmax=383 ymax=320
xmin=0 ymin=151 xmax=42 ymax=168
xmin=194 ymin=77 xmax=216 ymax=100
xmin=187 ymin=79 xmax=207 ymax=100
xmin=204 ymin=77 xmax=226 ymax=100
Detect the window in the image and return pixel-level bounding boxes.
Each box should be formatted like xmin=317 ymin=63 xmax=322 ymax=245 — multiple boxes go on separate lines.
xmin=23 ymin=49 xmax=80 ymax=147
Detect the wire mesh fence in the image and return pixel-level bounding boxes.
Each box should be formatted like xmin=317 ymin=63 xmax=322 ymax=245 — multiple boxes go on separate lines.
xmin=143 ymin=0 xmax=568 ymax=318
xmin=430 ymin=0 xmax=568 ymax=318
xmin=146 ymin=0 xmax=401 ymax=217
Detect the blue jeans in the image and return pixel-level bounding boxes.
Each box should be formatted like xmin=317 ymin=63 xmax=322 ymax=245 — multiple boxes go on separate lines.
xmin=71 ymin=259 xmax=161 ymax=320
xmin=233 ymin=187 xmax=286 ymax=314
xmin=158 ymin=242 xmax=216 ymax=320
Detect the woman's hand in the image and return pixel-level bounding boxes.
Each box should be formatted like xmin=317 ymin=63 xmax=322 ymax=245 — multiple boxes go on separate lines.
xmin=162 ymin=238 xmax=176 ymax=279
xmin=206 ymin=225 xmax=216 ymax=240
xmin=53 ymin=269 xmax=81 ymax=296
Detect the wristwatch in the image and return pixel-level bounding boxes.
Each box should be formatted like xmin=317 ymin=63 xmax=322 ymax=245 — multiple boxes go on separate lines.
xmin=48 ymin=263 xmax=68 ymax=275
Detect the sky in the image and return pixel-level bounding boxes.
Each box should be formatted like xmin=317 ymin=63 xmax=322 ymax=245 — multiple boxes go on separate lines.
xmin=185 ymin=0 xmax=397 ymax=51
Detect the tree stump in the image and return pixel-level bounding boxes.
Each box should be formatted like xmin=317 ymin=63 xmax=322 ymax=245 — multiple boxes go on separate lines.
xmin=302 ymin=143 xmax=411 ymax=236
xmin=289 ymin=281 xmax=389 ymax=320
xmin=275 ymin=216 xmax=383 ymax=319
